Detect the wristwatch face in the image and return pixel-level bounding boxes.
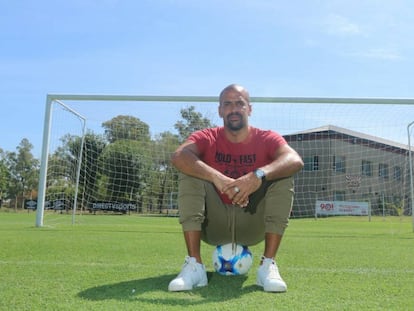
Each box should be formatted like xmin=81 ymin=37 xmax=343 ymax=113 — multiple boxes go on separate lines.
xmin=255 ymin=169 xmax=265 ymax=179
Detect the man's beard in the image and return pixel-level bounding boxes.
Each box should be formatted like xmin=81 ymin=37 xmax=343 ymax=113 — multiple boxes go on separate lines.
xmin=225 ymin=113 xmax=245 ymax=131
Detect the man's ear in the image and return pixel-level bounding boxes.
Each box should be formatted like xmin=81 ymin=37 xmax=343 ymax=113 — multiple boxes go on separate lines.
xmin=247 ymin=104 xmax=252 ymax=116
xmin=218 ymin=105 xmax=223 ymax=118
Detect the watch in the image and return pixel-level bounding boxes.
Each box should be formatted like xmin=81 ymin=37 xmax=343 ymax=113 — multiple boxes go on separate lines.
xmin=254 ymin=169 xmax=266 ymax=180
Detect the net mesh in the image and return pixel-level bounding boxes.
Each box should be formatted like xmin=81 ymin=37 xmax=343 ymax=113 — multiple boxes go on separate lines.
xmin=38 ymin=96 xmax=414 ymax=225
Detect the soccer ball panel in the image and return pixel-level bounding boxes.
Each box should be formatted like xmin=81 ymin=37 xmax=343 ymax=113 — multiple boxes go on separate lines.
xmin=212 ymin=243 xmax=253 ymax=275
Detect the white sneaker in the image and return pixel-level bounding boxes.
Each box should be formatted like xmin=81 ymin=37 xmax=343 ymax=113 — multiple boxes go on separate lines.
xmin=256 ymin=257 xmax=287 ymax=292
xmin=168 ymin=256 xmax=208 ymax=291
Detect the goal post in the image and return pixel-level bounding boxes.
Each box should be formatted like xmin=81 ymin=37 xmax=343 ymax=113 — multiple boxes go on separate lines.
xmin=36 ymin=94 xmax=414 ymax=231
xmin=407 ymin=121 xmax=414 ymax=232
xmin=36 ymin=96 xmax=87 ymax=227
xmin=36 ymin=94 xmax=217 ymax=227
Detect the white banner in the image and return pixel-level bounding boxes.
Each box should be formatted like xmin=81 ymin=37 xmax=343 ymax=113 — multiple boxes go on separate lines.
xmin=315 ymin=200 xmax=369 ymax=216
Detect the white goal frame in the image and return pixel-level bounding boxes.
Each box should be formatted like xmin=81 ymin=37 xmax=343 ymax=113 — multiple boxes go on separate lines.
xmin=36 ymin=94 xmax=414 ymax=231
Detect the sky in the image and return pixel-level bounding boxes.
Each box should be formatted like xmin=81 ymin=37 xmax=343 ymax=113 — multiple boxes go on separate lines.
xmin=1 ymin=0 xmax=414 ymax=158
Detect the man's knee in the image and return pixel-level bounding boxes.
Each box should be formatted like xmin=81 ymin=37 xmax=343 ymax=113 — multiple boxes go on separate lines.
xmin=177 ymin=174 xmax=207 ymax=231
xmin=263 ymin=177 xmax=295 ymax=236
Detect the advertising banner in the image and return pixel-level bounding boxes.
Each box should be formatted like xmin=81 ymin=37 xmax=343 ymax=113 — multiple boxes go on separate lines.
xmin=316 ymin=200 xmax=369 ymax=216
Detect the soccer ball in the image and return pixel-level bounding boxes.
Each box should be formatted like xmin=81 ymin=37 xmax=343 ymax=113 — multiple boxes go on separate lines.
xmin=212 ymin=243 xmax=253 ymax=276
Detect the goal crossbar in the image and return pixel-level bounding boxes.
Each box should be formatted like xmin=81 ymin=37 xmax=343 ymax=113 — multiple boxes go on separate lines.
xmin=46 ymin=94 xmax=414 ymax=105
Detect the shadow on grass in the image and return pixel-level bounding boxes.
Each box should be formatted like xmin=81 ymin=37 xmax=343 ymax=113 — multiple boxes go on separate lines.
xmin=78 ymin=272 xmax=259 ymax=306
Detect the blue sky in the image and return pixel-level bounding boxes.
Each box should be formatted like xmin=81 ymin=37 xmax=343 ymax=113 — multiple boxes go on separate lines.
xmin=1 ymin=0 xmax=414 ymax=157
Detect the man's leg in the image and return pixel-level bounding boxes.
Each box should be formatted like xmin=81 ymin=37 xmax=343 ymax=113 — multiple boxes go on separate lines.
xmin=177 ymin=172 xmax=206 ymax=262
xmin=168 ymin=174 xmax=208 ymax=291
xmin=263 ymin=232 xmax=283 ymax=259
xmin=262 ymin=176 xmax=294 ymax=254
xmin=183 ymin=231 xmax=202 ymax=264
xmin=176 ymin=171 xmax=233 ymax=255
xmin=169 ymin=173 xmax=238 ymax=291
xmin=257 ymin=177 xmax=294 ymax=293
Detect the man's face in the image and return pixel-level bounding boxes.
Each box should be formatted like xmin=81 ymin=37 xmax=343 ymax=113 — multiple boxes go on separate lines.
xmin=219 ymin=89 xmax=252 ymax=131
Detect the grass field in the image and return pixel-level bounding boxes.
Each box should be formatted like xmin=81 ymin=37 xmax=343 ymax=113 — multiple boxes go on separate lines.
xmin=0 ymin=212 xmax=413 ymax=311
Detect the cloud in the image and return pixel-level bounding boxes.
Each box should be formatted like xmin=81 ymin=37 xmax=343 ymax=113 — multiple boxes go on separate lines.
xmin=324 ymin=13 xmax=362 ymax=36
xmin=348 ymin=48 xmax=402 ymax=61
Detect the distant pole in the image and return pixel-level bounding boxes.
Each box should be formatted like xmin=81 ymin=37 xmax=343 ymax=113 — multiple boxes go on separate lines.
xmin=407 ymin=121 xmax=414 ymax=233
xmin=368 ymin=200 xmax=371 ymax=222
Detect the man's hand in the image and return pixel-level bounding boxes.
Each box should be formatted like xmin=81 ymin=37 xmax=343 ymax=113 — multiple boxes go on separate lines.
xmin=222 ymin=172 xmax=262 ymax=208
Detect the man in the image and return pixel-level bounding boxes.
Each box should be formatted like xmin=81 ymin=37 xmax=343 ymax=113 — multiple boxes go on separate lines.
xmin=168 ymin=84 xmax=303 ymax=292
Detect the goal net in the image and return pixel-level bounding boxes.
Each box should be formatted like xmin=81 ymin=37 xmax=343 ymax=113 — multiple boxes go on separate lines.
xmin=36 ymin=95 xmax=414 ymax=227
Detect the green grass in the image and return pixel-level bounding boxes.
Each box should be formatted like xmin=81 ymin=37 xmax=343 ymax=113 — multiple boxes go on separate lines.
xmin=0 ymin=212 xmax=413 ymax=310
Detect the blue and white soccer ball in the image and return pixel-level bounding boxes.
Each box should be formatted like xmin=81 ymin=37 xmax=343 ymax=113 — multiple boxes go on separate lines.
xmin=212 ymin=243 xmax=253 ymax=275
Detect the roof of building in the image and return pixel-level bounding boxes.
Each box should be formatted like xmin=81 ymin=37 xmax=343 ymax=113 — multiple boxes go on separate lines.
xmin=284 ymin=124 xmax=410 ymax=151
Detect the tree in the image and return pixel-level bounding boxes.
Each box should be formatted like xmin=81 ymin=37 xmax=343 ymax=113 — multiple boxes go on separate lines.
xmin=0 ymin=149 xmax=10 ymax=207
xmin=7 ymin=139 xmax=39 ymax=209
xmin=98 ymin=116 xmax=152 ymax=206
xmin=148 ymin=131 xmax=180 ymax=212
xmin=102 ymin=115 xmax=150 ymax=143
xmin=174 ymin=106 xmax=216 ymax=142
xmin=76 ymin=132 xmax=107 ymax=209
xmin=48 ymin=132 xmax=106 ymax=211
xmin=98 ymin=140 xmax=150 ymax=203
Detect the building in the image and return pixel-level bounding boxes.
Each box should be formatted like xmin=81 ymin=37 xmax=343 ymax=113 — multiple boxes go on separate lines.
xmin=284 ymin=125 xmax=411 ymax=217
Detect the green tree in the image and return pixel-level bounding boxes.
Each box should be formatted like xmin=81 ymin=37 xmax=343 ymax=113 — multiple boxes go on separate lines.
xmin=102 ymin=115 xmax=150 ymax=143
xmin=98 ymin=116 xmax=151 ymax=206
xmin=7 ymin=139 xmax=39 ymax=209
xmin=98 ymin=140 xmax=150 ymax=203
xmin=48 ymin=132 xmax=106 ymax=211
xmin=148 ymin=131 xmax=180 ymax=212
xmin=0 ymin=149 xmax=10 ymax=207
xmin=77 ymin=132 xmax=107 ymax=209
xmin=174 ymin=106 xmax=216 ymax=142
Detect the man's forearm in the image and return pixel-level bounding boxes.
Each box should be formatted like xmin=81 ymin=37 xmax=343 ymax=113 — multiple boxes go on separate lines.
xmin=171 ymin=149 xmax=223 ymax=183
xmin=261 ymin=152 xmax=303 ymax=181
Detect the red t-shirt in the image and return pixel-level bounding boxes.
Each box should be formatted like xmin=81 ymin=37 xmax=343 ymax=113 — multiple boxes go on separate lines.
xmin=187 ymin=126 xmax=287 ymax=203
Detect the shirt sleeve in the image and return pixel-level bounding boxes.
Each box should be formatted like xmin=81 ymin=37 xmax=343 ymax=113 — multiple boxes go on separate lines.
xmin=263 ymin=130 xmax=288 ymax=157
xmin=187 ymin=129 xmax=211 ymax=155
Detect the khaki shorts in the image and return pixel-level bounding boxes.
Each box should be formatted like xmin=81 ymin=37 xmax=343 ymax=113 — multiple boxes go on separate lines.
xmin=177 ymin=174 xmax=294 ymax=246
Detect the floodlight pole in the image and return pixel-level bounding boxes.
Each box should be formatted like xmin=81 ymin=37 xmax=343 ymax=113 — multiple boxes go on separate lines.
xmin=407 ymin=121 xmax=414 ymax=233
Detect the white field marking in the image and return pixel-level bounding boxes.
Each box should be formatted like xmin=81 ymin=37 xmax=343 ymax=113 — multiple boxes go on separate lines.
xmin=0 ymin=260 xmax=151 ymax=268
xmin=1 ymin=260 xmax=413 ymax=275
xmin=285 ymin=266 xmax=414 ymax=275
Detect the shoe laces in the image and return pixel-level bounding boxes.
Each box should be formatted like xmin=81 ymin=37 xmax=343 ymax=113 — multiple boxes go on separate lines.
xmin=179 ymin=256 xmax=198 ymax=274
xmin=261 ymin=256 xmax=281 ymax=279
